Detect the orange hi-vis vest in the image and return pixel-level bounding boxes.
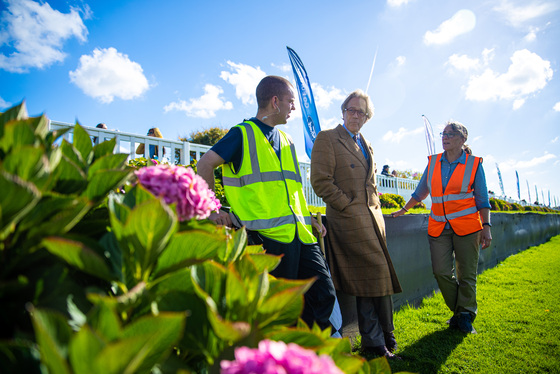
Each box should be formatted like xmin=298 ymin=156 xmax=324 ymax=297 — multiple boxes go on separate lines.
xmin=427 ymin=153 xmax=483 ymax=237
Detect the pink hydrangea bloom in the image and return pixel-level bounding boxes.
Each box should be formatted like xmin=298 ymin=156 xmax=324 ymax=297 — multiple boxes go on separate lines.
xmin=220 ymin=339 xmax=343 ymax=374
xmin=135 ymin=165 xmax=221 ymax=221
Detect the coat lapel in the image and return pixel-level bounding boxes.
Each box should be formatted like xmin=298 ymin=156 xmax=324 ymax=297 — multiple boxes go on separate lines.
xmin=335 ymin=125 xmax=368 ymax=169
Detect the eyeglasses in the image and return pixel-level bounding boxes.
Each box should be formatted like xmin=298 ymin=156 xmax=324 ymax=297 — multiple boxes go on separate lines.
xmin=344 ymin=108 xmax=367 ymax=118
xmin=440 ymin=132 xmax=460 ymax=139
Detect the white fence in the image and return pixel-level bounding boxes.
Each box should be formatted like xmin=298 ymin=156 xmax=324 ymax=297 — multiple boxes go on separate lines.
xmin=48 ymin=121 xmax=420 ymax=207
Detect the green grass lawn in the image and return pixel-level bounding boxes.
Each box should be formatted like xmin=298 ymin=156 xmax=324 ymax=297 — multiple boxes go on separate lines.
xmin=366 ymin=235 xmax=560 ymax=373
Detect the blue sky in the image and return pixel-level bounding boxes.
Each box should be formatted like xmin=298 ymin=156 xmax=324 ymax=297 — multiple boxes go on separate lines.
xmin=1 ymin=0 xmax=559 ymax=205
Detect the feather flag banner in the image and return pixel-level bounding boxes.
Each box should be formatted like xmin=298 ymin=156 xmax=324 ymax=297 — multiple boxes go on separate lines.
xmin=515 ymin=171 xmax=520 ymax=200
xmin=422 ymin=115 xmax=436 ymax=156
xmin=496 ymin=163 xmax=505 ymax=196
xmin=287 ymin=47 xmax=321 ymax=159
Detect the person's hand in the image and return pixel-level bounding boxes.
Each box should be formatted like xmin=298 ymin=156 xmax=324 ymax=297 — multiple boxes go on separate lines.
xmin=391 ymin=208 xmax=406 ymax=218
xmin=209 ymin=209 xmax=233 ymax=227
xmin=481 ymin=226 xmax=492 ymax=249
xmin=311 ymin=216 xmax=327 ymax=237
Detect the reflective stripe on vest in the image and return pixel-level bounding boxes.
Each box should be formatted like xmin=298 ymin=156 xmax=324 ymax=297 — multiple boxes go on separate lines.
xmin=222 ymin=121 xmax=315 ymax=244
xmin=427 ymin=153 xmax=483 ymax=236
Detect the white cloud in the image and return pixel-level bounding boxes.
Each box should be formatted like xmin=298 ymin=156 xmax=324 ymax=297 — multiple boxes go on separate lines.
xmin=447 ymin=54 xmax=480 ymax=71
xmin=0 ymin=96 xmax=11 ymax=109
xmin=553 ymin=102 xmax=560 ymax=111
xmin=320 ymin=116 xmax=340 ymax=130
xmin=513 ymin=153 xmax=557 ymax=169
xmin=271 ymin=62 xmax=291 ymax=72
xmin=524 ymin=26 xmax=539 ymax=42
xmin=395 ymin=56 xmax=406 ymax=66
xmin=387 ymin=0 xmax=412 ymax=7
xmin=69 ymin=47 xmax=149 ymax=103
xmin=482 ymin=48 xmax=495 ymax=64
xmin=513 ymin=98 xmax=525 ymax=110
xmin=465 ymin=49 xmax=552 ymax=107
xmin=0 ymin=0 xmax=87 ymax=72
xmin=447 ymin=48 xmax=495 ymax=72
xmin=424 ymin=9 xmax=476 ymax=45
xmin=493 ymin=0 xmax=559 ymax=27
xmin=382 ymin=126 xmax=423 ymax=143
xmin=310 ymin=83 xmax=345 ymax=109
xmin=164 ymin=84 xmax=233 ymax=119
xmin=220 ymin=61 xmax=266 ymax=105
xmin=551 ymin=137 xmax=558 ymax=144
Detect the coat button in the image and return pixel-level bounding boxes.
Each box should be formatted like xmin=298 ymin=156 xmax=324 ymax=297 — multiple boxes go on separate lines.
xmin=351 ymin=164 xmax=355 ymax=168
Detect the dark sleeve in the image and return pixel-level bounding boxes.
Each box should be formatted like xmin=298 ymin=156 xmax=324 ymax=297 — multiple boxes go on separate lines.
xmin=210 ymin=126 xmax=242 ymax=170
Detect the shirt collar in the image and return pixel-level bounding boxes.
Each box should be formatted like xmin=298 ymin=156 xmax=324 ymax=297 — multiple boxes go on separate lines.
xmin=342 ymin=124 xmax=358 ymax=139
xmin=441 ymin=150 xmax=466 ymax=164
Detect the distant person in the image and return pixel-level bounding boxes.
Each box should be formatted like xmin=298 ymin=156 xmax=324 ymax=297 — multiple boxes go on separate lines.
xmin=93 ymin=123 xmax=107 ymax=144
xmin=381 ymin=165 xmax=392 ymax=177
xmin=391 ymin=170 xmax=398 ymax=178
xmin=136 ymin=127 xmax=165 ymax=159
xmin=310 ymin=90 xmax=402 ymax=359
xmin=392 ymin=121 xmax=492 ymax=334
xmin=197 ymin=76 xmax=336 ymax=331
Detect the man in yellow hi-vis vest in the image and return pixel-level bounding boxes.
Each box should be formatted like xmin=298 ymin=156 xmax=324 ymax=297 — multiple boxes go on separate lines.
xmin=198 ymin=76 xmax=336 ymax=332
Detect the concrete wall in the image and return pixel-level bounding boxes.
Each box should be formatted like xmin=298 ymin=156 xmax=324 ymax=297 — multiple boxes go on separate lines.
xmin=335 ymin=212 xmax=560 ymax=339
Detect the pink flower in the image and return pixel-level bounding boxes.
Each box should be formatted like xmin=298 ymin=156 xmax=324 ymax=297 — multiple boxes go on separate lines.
xmin=135 ymin=165 xmax=221 ymax=221
xmin=220 ymin=339 xmax=343 ymax=374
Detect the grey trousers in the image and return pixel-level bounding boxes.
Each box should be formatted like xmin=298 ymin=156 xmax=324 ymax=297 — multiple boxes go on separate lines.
xmin=428 ymin=229 xmax=481 ymax=319
xmin=357 ymin=295 xmax=394 ymax=348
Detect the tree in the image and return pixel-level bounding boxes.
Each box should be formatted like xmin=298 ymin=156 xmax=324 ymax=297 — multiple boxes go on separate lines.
xmin=182 ymin=126 xmax=228 ymax=146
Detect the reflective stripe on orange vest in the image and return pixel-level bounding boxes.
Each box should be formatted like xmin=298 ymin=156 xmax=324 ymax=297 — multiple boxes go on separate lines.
xmin=427 ymin=153 xmax=483 ymax=237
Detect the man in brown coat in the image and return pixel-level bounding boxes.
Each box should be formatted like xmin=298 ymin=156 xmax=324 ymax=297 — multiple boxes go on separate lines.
xmin=310 ymin=90 xmax=402 ymax=359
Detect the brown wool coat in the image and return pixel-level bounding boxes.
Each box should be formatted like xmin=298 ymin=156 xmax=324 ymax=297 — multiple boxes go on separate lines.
xmin=310 ymin=125 xmax=402 ymax=297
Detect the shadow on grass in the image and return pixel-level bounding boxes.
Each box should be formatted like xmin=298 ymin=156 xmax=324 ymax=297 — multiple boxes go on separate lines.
xmin=389 ymin=327 xmax=466 ymax=373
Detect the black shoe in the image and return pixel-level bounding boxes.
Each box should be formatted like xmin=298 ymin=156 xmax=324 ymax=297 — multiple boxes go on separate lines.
xmin=384 ymin=331 xmax=398 ymax=352
xmin=458 ymin=312 xmax=477 ymax=334
xmin=446 ymin=315 xmax=459 ymax=329
xmin=362 ymin=345 xmax=402 ymax=360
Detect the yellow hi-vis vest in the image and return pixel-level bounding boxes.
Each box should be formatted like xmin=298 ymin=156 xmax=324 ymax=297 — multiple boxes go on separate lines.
xmin=222 ymin=121 xmax=316 ymax=244
xmin=427 ymin=153 xmax=483 ymax=237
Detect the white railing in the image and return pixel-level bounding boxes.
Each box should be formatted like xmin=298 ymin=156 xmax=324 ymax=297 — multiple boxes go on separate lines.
xmin=49 ymin=121 xmax=211 ymax=165
xmin=298 ymin=164 xmax=424 ymax=208
xmin=48 ymin=121 xmax=422 ymax=208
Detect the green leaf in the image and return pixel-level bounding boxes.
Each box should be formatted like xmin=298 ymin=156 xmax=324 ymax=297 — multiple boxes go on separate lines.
xmin=85 ymin=302 xmax=122 ymax=342
xmin=60 ymin=139 xmax=86 ymax=169
xmin=121 ymin=199 xmax=177 ymax=282
xmin=85 ymin=169 xmax=131 ymax=201
xmin=42 ymin=236 xmax=116 ymax=281
xmin=73 ymin=123 xmax=94 ymax=165
xmin=17 ymin=195 xmax=87 ymax=239
xmin=69 ymin=325 xmax=105 ymax=374
xmin=25 ymin=196 xmax=91 ymax=239
xmin=53 ymin=154 xmax=88 ymax=194
xmin=258 ymin=278 xmax=313 ymax=328
xmin=191 ymin=263 xmax=251 ymax=343
xmin=219 ymin=225 xmax=247 ymax=263
xmin=0 ymin=100 xmax=28 ymax=125
xmin=248 ymin=253 xmax=282 ymax=274
xmin=0 ymin=118 xmax=36 ymax=152
xmin=30 ymin=307 xmax=73 ymax=374
xmin=152 ymin=229 xmax=226 ymax=279
xmin=94 ymin=313 xmax=185 ymax=374
xmin=87 ymin=153 xmax=130 ymax=178
xmin=0 ymin=171 xmax=41 ymax=241
xmin=93 ymin=137 xmax=117 ymax=159
xmin=122 ymin=184 xmax=158 ymax=209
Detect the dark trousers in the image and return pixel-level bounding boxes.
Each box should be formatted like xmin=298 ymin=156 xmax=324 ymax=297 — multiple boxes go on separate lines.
xmin=357 ymin=295 xmax=395 ymax=348
xmin=248 ymin=231 xmax=336 ymax=331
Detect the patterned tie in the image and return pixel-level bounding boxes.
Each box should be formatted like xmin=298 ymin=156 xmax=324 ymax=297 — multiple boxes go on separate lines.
xmin=353 ymin=134 xmax=358 ymax=144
